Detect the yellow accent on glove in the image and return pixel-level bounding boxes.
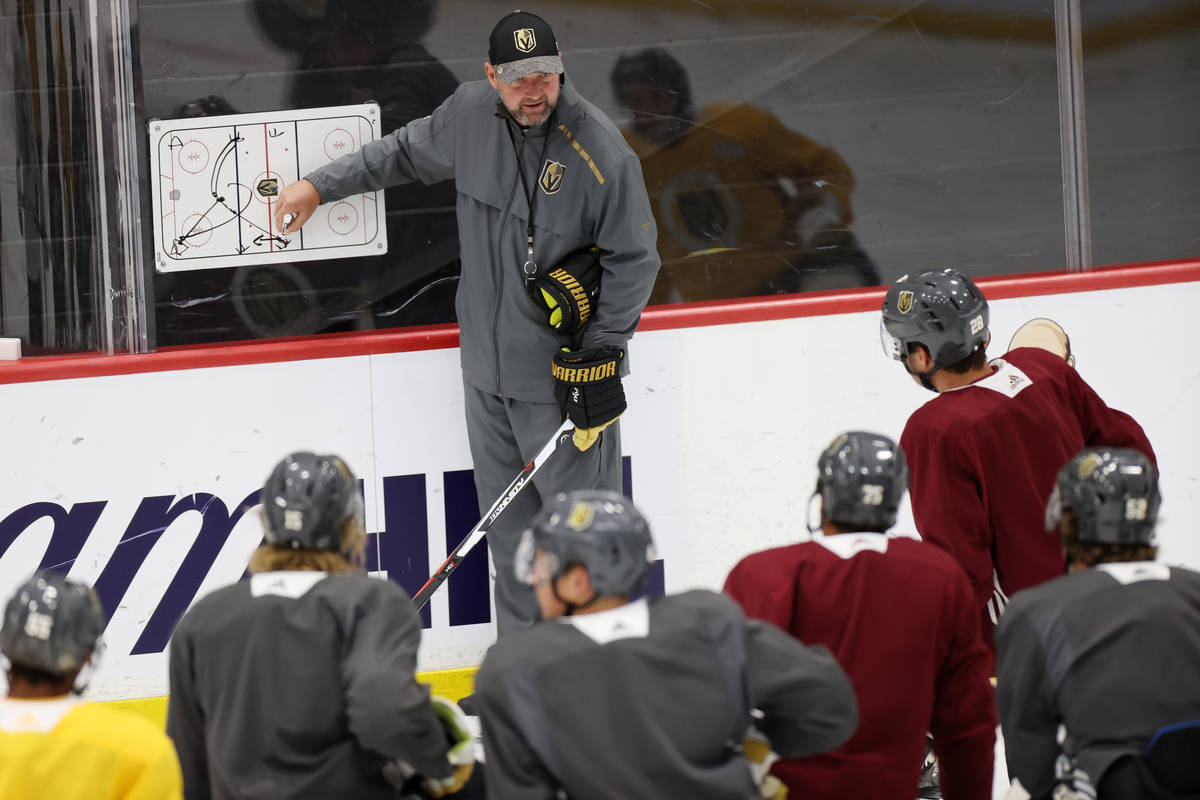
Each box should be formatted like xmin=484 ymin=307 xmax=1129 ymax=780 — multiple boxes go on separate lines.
xmin=744 ymin=729 xmax=788 ymax=799
xmin=539 ymin=287 xmax=563 ymax=329
xmin=573 ymin=415 xmax=621 ymax=451
xmin=421 ymin=696 xmax=475 ymax=797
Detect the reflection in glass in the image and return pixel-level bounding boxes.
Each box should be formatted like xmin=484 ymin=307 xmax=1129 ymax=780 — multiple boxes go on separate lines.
xmin=145 ymin=0 xmax=461 ymax=345
xmin=611 ymin=47 xmax=877 ymax=304
xmin=1082 ymin=3 xmax=1200 ymax=267
xmin=1 ymin=0 xmax=101 ymax=353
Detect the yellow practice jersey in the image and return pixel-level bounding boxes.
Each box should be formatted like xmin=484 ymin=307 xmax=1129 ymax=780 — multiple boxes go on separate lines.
xmin=0 ymin=696 xmax=183 ymax=800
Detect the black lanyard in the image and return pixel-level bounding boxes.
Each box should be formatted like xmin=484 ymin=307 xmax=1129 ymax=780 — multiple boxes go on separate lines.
xmin=505 ymin=118 xmax=553 ymax=285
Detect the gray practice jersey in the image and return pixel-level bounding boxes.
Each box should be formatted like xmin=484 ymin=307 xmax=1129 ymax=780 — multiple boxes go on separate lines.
xmin=474 ymin=590 xmax=858 ymax=799
xmin=305 ymin=78 xmax=660 ymax=402
xmin=167 ymin=571 xmax=451 ymax=800
xmin=995 ymin=562 xmax=1200 ymax=796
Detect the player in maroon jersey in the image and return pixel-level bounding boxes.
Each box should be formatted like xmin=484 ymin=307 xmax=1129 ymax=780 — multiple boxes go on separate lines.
xmin=725 ymin=431 xmax=995 ymax=800
xmin=880 ymin=269 xmax=1155 ymax=658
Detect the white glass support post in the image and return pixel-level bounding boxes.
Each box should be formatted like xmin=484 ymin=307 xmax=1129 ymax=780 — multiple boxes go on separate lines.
xmin=1054 ymin=0 xmax=1092 ymax=272
xmin=87 ymin=0 xmax=151 ymax=353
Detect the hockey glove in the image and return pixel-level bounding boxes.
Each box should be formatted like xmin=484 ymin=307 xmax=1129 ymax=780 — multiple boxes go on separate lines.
xmin=421 ymin=696 xmax=475 ymax=798
xmin=532 ymin=248 xmax=603 ymax=334
xmin=743 ymin=728 xmax=788 ymax=800
xmin=552 ymin=347 xmax=625 ymax=451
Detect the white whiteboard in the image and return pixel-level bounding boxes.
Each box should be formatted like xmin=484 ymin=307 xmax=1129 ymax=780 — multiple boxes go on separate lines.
xmin=148 ymin=104 xmax=388 ymax=272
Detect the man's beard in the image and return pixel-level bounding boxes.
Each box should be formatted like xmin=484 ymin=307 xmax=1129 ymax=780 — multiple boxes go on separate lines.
xmin=511 ymin=97 xmax=556 ymax=127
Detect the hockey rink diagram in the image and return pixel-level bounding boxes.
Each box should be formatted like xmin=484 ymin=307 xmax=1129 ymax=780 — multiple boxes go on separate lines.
xmin=148 ymin=104 xmax=387 ymax=272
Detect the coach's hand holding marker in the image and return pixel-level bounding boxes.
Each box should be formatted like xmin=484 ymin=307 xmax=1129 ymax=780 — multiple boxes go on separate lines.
xmin=274 ymin=178 xmax=321 ymax=233
xmin=552 ymin=346 xmax=626 ymax=451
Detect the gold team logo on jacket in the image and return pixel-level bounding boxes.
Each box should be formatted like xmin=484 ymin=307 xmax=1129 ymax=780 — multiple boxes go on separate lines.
xmin=514 ymin=28 xmax=537 ymax=53
xmin=539 ymin=160 xmax=566 ymax=195
xmin=567 ymin=501 xmax=595 ymax=531
xmin=897 ymin=290 xmax=915 ymax=314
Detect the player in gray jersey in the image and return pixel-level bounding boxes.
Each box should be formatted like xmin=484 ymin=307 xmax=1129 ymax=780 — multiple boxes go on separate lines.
xmin=166 ymin=452 xmax=476 ymax=800
xmin=996 ymin=447 xmax=1200 ymax=800
xmin=473 ymin=489 xmax=858 ymax=799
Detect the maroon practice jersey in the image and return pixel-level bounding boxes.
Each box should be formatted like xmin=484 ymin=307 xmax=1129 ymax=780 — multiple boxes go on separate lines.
xmin=725 ymin=534 xmax=996 ymax=800
xmin=900 ymin=347 xmax=1156 ymax=656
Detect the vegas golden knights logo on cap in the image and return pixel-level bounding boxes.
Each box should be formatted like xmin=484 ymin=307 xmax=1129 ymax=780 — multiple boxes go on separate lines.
xmin=897 ymin=290 xmax=914 ymax=314
xmin=514 ymin=28 xmax=536 ymax=53
xmin=539 ymin=160 xmax=565 ymax=195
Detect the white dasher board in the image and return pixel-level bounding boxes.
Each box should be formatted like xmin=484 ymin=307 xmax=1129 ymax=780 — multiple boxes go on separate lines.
xmin=149 ymin=103 xmax=387 ymax=272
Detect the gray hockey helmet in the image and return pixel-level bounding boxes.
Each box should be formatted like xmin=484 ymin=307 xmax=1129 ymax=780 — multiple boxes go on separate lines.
xmin=880 ymin=269 xmax=989 ymax=370
xmin=817 ymin=431 xmax=908 ymax=531
xmin=517 ymin=490 xmax=657 ymax=596
xmin=1 ymin=572 xmax=105 ymax=676
xmin=1045 ymin=448 xmax=1159 ymax=545
xmin=263 ymin=451 xmax=361 ymax=552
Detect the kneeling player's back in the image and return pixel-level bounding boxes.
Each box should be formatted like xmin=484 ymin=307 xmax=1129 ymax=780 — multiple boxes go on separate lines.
xmin=0 ymin=699 xmax=182 ymax=800
xmin=475 ymin=589 xmax=856 ymax=800
xmin=726 ymin=534 xmax=996 ymax=800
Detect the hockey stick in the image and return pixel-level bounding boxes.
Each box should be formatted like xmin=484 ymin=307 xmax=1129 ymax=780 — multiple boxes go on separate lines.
xmin=412 ymin=418 xmax=576 ymax=611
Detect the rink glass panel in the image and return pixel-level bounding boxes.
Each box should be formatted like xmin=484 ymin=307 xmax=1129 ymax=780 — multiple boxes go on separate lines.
xmin=1079 ymin=4 xmax=1200 ymax=268
xmin=4 ymin=1 xmax=1195 ymax=351
xmin=1 ymin=0 xmax=103 ymax=354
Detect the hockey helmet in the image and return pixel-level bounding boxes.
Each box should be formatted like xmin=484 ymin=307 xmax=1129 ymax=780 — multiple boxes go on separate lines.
xmin=816 ymin=431 xmax=908 ymax=531
xmin=880 ymin=269 xmax=989 ymax=370
xmin=1045 ymin=448 xmax=1159 ymax=545
xmin=1 ymin=572 xmax=105 ymax=676
xmin=516 ymin=490 xmax=657 ymax=597
xmin=263 ymin=452 xmax=362 ymax=552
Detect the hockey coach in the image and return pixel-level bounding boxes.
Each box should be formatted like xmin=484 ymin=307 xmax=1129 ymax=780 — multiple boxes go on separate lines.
xmin=274 ymin=11 xmax=661 ymax=633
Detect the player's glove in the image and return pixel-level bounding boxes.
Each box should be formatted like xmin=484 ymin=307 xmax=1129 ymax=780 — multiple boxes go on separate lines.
xmin=743 ymin=728 xmax=788 ymax=800
xmin=421 ymin=696 xmax=475 ymax=798
xmin=552 ymin=346 xmax=625 ymax=451
xmin=532 ymin=248 xmax=603 ymax=334
xmin=384 ymin=696 xmax=475 ymax=798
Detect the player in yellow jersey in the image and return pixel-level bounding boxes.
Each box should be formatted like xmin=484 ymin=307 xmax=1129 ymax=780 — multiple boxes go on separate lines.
xmin=0 ymin=572 xmax=183 ymax=799
xmin=611 ymin=47 xmax=878 ymax=304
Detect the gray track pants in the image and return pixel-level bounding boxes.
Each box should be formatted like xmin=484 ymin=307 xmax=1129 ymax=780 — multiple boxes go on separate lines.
xmin=463 ymin=379 xmax=622 ymax=635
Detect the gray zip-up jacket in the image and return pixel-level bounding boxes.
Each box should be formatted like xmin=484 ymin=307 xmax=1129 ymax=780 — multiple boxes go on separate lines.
xmin=167 ymin=572 xmax=451 ymax=800
xmin=474 ymin=590 xmax=858 ymax=799
xmin=306 ymin=78 xmax=661 ymax=401
xmin=995 ymin=561 xmax=1200 ymax=797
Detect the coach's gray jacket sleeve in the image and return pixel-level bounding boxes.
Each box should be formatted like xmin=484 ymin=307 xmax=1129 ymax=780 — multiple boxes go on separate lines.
xmin=744 ymin=617 xmax=859 ymax=758
xmin=583 ymin=153 xmax=660 ymax=352
xmin=304 ymin=86 xmax=461 ymax=203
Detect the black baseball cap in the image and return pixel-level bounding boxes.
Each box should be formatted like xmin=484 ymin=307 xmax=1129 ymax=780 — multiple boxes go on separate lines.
xmin=488 ymin=11 xmax=564 ymax=83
